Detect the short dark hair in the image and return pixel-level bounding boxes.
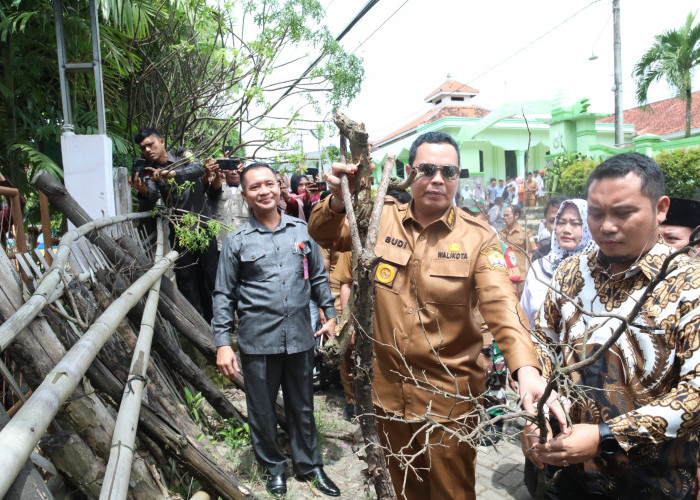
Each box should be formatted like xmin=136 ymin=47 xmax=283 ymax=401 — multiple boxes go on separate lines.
xmin=586 ymin=152 xmax=665 ymax=201
xmin=240 ymin=162 xmax=277 ymax=190
xmin=135 ymin=127 xmax=162 ymax=144
xmin=494 ymin=197 xmax=503 ymax=205
xmin=387 ymin=189 xmax=412 ymax=204
xmin=544 ymin=194 xmax=568 ymax=215
xmin=490 ymin=177 xmax=496 ymax=183
xmin=508 ymin=204 xmax=524 ymax=220
xmin=408 ymin=132 xmax=460 ymax=166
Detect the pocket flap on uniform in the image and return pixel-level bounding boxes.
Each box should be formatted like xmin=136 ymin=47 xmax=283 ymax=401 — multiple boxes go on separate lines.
xmin=429 ymin=258 xmax=469 ymax=278
xmin=240 ymin=251 xmax=266 ymax=263
xmin=375 ymin=243 xmax=411 ymax=266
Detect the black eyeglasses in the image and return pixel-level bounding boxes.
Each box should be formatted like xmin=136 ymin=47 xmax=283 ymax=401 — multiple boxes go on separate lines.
xmin=413 ymin=163 xmax=459 ymax=180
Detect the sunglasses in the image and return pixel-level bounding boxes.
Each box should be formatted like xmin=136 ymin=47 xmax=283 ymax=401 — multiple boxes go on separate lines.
xmin=413 ymin=163 xmax=459 ymax=180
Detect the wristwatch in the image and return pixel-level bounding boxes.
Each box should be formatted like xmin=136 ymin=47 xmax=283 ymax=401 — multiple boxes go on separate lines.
xmin=598 ymin=422 xmax=620 ymax=455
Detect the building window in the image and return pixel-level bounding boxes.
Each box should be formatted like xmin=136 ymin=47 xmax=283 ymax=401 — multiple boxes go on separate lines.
xmin=395 ymin=159 xmax=405 ymax=179
xmin=451 ymin=96 xmax=464 ymax=102
xmin=434 ymin=98 xmax=442 ymax=105
xmin=479 ymin=151 xmax=484 ymax=172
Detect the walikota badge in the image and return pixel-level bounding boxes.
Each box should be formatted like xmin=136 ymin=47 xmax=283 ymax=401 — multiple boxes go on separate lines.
xmin=448 ymin=242 xmax=461 ymax=252
xmin=375 ymin=263 xmax=398 ymax=287
xmin=481 ymin=247 xmax=507 ymax=272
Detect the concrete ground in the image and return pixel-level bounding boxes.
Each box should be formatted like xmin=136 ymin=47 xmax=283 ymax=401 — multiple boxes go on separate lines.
xmin=475 ymin=439 xmax=531 ymax=500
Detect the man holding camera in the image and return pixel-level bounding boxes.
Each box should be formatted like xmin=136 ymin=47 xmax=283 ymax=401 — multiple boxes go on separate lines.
xmin=128 ymin=127 xmax=219 ymax=322
xmin=204 ymin=156 xmax=249 ymax=250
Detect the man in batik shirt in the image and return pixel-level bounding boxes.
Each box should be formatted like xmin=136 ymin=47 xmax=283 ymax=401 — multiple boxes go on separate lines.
xmin=525 ymin=153 xmax=700 ymax=499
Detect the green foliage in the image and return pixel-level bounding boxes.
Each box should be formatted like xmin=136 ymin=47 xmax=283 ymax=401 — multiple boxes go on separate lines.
xmin=172 ymin=210 xmax=221 ymax=253
xmin=654 ymin=146 xmax=700 ymax=199
xmin=325 ymin=144 xmax=340 ymax=163
xmin=558 ymin=158 xmax=599 ymax=198
xmin=634 ymin=12 xmax=700 ymax=137
xmin=9 ymin=142 xmax=63 ymax=181
xmin=219 ymin=419 xmax=250 ymax=451
xmin=546 ymin=152 xmax=590 ymax=194
xmin=1 ymin=0 xmax=363 ymax=208
xmin=184 ymin=387 xmax=207 ymax=429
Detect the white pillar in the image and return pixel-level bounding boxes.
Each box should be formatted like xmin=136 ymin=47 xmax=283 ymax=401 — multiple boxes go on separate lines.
xmin=61 ymin=134 xmax=115 ymax=228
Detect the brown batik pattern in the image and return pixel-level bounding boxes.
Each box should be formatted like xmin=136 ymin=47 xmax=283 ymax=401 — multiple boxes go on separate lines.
xmin=532 ymin=242 xmax=700 ymax=497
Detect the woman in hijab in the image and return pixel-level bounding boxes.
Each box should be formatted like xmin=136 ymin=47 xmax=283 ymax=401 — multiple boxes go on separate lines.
xmin=520 ymin=198 xmax=598 ymax=328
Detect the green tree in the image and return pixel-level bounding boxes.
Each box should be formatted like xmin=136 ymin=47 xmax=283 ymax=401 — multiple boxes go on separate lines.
xmin=654 ymin=146 xmax=700 ymax=199
xmin=558 ymin=158 xmax=598 ymax=198
xmin=633 ymin=12 xmax=700 ymax=138
xmin=0 ymin=0 xmax=363 ymax=184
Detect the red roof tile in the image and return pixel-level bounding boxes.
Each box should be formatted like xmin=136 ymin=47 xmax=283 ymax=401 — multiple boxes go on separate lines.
xmin=424 ymin=80 xmax=479 ymax=101
xmin=373 ymin=105 xmax=490 ymax=148
xmin=597 ymin=91 xmax=700 ymax=136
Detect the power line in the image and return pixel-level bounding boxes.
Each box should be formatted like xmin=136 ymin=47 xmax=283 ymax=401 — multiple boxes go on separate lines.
xmin=469 ymin=0 xmax=601 ymax=83
xmin=243 ymin=0 xmax=381 ymax=136
xmin=353 ymin=0 xmax=410 ymax=54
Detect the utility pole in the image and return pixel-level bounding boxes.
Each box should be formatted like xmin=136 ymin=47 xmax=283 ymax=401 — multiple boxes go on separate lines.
xmin=613 ymin=0 xmax=623 ymax=146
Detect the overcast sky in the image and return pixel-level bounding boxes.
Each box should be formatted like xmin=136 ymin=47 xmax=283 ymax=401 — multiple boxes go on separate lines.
xmin=284 ymin=0 xmax=698 ymax=149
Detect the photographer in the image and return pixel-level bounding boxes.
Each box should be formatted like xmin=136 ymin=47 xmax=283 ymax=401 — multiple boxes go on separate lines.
xmin=128 ymin=127 xmax=220 ymax=322
xmin=203 ymin=155 xmax=249 ymax=250
xmin=290 ymin=173 xmax=325 ymax=221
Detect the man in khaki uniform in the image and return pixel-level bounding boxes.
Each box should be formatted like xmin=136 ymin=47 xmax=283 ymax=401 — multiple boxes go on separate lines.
xmin=308 ymin=132 xmax=564 ymax=500
xmin=500 ymin=204 xmax=535 ymax=298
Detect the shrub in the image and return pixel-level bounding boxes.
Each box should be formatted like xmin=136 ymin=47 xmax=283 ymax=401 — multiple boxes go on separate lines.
xmin=654 ymin=147 xmax=700 ymax=199
xmin=558 ymin=159 xmax=598 ymax=198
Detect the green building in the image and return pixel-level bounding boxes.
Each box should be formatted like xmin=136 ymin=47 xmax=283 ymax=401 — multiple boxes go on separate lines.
xmin=370 ymin=79 xmax=632 ymax=184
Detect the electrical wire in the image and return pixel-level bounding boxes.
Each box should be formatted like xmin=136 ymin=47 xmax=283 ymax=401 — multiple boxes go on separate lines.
xmin=469 ymin=0 xmax=601 ymax=83
xmin=353 ymin=0 xmax=411 ymax=54
xmin=242 ymin=0 xmax=381 ymax=136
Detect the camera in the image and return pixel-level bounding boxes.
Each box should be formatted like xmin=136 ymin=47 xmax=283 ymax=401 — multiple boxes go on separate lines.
xmin=131 ymin=158 xmax=149 ymax=179
xmin=217 ymin=158 xmax=240 ymax=170
xmin=309 ymin=181 xmax=327 ymax=192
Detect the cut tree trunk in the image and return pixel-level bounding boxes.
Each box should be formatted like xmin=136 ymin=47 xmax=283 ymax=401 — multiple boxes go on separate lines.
xmin=333 ymin=112 xmax=396 ymax=499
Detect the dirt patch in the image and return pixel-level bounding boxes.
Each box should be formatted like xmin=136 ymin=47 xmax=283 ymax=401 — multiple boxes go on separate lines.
xmin=220 ymin=384 xmax=375 ymax=499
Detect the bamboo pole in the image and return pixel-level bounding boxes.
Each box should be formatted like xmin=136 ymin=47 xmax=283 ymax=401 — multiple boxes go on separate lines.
xmin=0 ymin=211 xmax=152 ymax=353
xmin=0 ymin=248 xmax=178 ymax=499
xmin=100 ymin=218 xmax=166 ymax=500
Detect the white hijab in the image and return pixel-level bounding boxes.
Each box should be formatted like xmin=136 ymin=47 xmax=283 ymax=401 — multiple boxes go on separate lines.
xmin=541 ymin=199 xmax=598 ymax=277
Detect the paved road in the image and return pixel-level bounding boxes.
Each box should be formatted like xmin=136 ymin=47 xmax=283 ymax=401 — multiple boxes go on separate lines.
xmin=475 ymin=439 xmax=531 ymax=499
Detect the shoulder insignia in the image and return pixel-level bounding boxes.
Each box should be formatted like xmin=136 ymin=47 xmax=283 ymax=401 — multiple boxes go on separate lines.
xmin=481 ymin=246 xmax=508 ymax=272
xmin=446 ymin=207 xmax=455 ymax=229
xmin=375 ymin=263 xmax=397 ymax=287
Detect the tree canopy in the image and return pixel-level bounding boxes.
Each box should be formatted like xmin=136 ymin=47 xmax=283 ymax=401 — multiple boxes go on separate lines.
xmin=633 ymin=12 xmax=700 ymax=138
xmin=0 ymin=0 xmax=364 ymax=189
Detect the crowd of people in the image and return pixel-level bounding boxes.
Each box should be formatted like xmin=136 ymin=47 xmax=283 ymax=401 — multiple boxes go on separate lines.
xmin=128 ymin=126 xmax=700 ymax=499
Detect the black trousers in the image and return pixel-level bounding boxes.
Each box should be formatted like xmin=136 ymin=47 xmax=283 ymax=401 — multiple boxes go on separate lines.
xmin=240 ymin=349 xmax=322 ymax=476
xmin=173 ymin=236 xmax=218 ymax=323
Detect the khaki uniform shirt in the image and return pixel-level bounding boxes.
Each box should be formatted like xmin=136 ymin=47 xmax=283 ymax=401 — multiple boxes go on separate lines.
xmin=524 ymin=179 xmax=538 ymax=207
xmin=309 ymin=197 xmax=538 ymax=420
xmin=500 ymin=223 xmax=534 ymax=282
